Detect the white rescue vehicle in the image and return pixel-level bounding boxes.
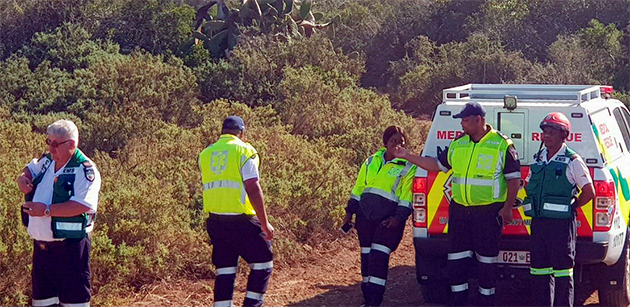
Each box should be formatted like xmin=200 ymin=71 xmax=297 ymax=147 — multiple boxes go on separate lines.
xmin=413 ymin=84 xmax=630 ymax=305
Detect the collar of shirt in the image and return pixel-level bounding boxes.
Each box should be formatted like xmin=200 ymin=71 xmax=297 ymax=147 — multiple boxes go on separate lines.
xmin=539 ymin=143 xmax=568 ymax=163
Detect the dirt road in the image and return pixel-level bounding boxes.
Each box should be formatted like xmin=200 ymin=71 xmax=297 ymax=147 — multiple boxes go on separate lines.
xmin=127 ymin=224 xmax=600 ymax=306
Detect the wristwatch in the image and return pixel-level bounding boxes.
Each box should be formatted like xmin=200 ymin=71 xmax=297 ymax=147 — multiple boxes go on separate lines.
xmin=44 ymin=204 xmax=51 ymax=217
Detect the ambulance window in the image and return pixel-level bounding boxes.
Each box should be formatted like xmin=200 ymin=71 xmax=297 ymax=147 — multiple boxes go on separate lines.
xmin=613 ymin=107 xmax=630 ymax=151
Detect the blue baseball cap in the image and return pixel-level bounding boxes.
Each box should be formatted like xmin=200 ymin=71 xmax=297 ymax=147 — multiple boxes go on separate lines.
xmin=222 ymin=116 xmax=245 ymax=131
xmin=453 ymin=102 xmax=486 ymax=118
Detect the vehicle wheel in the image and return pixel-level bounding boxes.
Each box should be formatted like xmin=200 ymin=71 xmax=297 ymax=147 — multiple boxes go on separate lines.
xmin=599 ymin=230 xmax=630 ymax=306
xmin=420 ymin=280 xmax=450 ymax=304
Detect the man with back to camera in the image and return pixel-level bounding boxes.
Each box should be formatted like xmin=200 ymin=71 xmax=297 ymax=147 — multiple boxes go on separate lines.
xmin=523 ymin=112 xmax=594 ymax=306
xmin=17 ymin=119 xmax=101 ymax=307
xmin=394 ymin=102 xmax=521 ymax=306
xmin=199 ymin=116 xmax=274 ymax=307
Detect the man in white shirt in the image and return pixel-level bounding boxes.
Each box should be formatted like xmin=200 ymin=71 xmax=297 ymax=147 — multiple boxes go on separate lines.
xmin=523 ymin=112 xmax=595 ymax=306
xmin=17 ymin=119 xmax=101 ymax=307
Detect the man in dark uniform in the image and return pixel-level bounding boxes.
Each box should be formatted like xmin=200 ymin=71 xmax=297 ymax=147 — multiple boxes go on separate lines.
xmin=199 ymin=116 xmax=274 ymax=307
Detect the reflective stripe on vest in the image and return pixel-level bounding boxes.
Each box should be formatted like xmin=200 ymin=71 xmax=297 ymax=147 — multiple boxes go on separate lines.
xmin=448 ymin=127 xmax=510 ymax=206
xmin=524 ymin=147 xmax=576 ymax=218
xmin=203 ymin=180 xmax=241 ymax=190
xmin=362 ymin=187 xmax=398 ymax=202
xmin=350 ymin=148 xmax=416 ymax=208
xmin=200 ymin=134 xmax=258 ymax=215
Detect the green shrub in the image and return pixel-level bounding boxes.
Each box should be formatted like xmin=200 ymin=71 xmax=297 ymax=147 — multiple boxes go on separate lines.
xmin=0 ymin=118 xmax=47 ymax=306
xmin=196 ymin=33 xmax=364 ymax=106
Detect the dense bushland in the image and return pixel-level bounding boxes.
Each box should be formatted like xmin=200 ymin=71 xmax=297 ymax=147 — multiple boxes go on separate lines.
xmin=1 ymin=0 xmax=629 ymax=305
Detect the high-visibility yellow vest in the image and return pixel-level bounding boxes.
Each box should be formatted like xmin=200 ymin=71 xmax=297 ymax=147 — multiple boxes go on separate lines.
xmin=199 ymin=134 xmax=258 ymax=215
xmin=447 ymin=127 xmax=512 ymax=206
xmin=350 ymin=148 xmax=416 ymax=209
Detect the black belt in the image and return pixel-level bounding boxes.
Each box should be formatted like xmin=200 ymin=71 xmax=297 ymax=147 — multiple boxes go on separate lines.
xmin=208 ymin=213 xmax=254 ymax=222
xmin=35 ymin=240 xmax=68 ymax=250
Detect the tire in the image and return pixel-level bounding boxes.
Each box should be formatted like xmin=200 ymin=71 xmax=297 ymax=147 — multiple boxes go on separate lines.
xmin=420 ymin=280 xmax=450 ymax=304
xmin=599 ymin=229 xmax=630 ymax=307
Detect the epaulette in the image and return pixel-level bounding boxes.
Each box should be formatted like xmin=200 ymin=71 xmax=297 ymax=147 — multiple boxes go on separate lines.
xmin=496 ymin=130 xmax=510 ymax=140
xmin=564 ymin=147 xmax=578 ymax=161
xmin=496 ymin=130 xmax=515 ymax=147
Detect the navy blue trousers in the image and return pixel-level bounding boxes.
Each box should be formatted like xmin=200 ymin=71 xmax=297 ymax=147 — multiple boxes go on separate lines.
xmin=530 ymin=217 xmax=576 ymax=307
xmin=206 ymin=215 xmax=273 ymax=307
xmin=32 ymin=237 xmax=91 ymax=306
xmin=448 ymin=202 xmax=503 ymax=306
xmin=355 ymin=212 xmax=405 ymax=306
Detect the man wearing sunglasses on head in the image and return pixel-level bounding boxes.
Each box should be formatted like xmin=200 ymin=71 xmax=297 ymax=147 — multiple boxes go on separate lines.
xmin=17 ymin=119 xmax=101 ymax=307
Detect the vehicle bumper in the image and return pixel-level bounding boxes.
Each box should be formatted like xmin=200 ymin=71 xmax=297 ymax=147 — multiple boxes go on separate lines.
xmin=413 ymin=236 xmax=608 ymax=264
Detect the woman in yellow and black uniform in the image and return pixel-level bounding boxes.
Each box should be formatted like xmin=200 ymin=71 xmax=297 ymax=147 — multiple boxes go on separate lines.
xmin=343 ymin=126 xmax=416 ymax=307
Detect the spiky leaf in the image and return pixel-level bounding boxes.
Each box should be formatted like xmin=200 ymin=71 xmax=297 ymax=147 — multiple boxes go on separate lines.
xmin=227 ymin=31 xmax=239 ymax=51
xmin=286 ymin=15 xmax=300 ymax=38
xmin=306 ymin=11 xmax=315 ymax=23
xmin=218 ymin=2 xmax=230 ymax=20
xmin=245 ymin=0 xmax=262 ymax=19
xmin=299 ymin=0 xmax=311 ymax=20
xmin=283 ymin=0 xmax=294 ymax=14
xmin=208 ymin=29 xmax=229 ymax=57
xmin=273 ymin=0 xmax=285 ymax=16
xmin=192 ymin=31 xmax=210 ymax=42
xmin=267 ymin=5 xmax=279 ymax=17
xmin=332 ymin=14 xmax=341 ymax=25
xmin=203 ymin=20 xmax=228 ymax=33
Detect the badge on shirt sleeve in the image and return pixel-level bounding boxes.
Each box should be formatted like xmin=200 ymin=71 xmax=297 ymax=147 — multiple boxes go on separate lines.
xmin=508 ymin=146 xmax=519 ymax=161
xmin=83 ymin=161 xmax=95 ymax=182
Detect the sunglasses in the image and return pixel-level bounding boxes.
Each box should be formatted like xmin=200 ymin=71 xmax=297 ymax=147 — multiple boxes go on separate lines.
xmin=46 ymin=138 xmax=73 ymax=148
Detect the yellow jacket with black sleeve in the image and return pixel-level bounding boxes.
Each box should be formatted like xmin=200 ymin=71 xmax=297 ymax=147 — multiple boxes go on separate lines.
xmin=346 ymin=148 xmax=417 ymax=223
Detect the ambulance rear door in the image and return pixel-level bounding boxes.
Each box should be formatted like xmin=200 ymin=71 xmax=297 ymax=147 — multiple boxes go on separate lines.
xmin=493 ymin=110 xmax=528 ymax=162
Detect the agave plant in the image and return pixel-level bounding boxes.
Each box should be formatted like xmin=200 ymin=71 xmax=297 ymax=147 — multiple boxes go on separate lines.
xmin=189 ymin=0 xmax=331 ymax=58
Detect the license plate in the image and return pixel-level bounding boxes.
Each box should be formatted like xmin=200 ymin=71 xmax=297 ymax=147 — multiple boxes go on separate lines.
xmin=497 ymin=251 xmax=530 ymax=265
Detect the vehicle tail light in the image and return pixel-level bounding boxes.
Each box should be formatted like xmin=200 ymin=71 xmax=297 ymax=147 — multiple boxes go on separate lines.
xmin=593 ymin=180 xmax=615 ymax=231
xmin=601 ymin=86 xmax=614 ymax=95
xmin=413 ymin=177 xmax=427 ymax=227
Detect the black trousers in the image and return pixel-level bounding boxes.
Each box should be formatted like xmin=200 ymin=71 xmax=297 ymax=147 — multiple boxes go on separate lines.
xmin=530 ymin=216 xmax=576 ymax=307
xmin=32 ymin=237 xmax=91 ymax=306
xmin=355 ymin=212 xmax=405 ymax=306
xmin=206 ymin=215 xmax=274 ymax=307
xmin=448 ymin=202 xmax=503 ymax=306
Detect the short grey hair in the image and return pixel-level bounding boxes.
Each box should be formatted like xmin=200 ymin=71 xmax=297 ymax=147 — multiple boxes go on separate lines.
xmin=47 ymin=119 xmax=79 ymax=145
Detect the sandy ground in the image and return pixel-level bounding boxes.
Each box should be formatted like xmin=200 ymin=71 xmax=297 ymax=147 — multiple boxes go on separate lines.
xmin=124 ymin=224 xmax=602 ymax=306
